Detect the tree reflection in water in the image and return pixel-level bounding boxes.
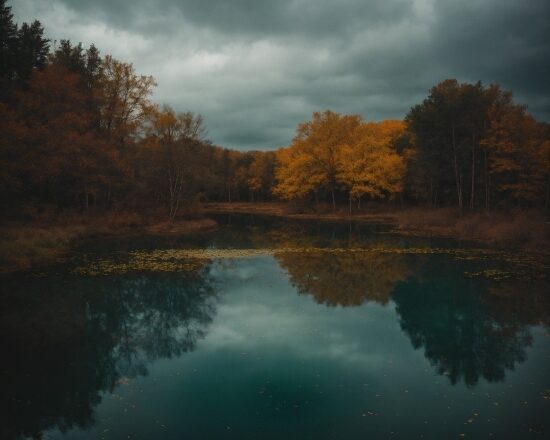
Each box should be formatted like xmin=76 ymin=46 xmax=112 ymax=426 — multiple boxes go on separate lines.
xmin=275 ymin=250 xmax=412 ymax=306
xmin=393 ymin=276 xmax=529 ymax=386
xmin=0 ymin=264 xmax=217 ymax=440
xmin=1 ymin=213 xmax=548 ymax=439
xmin=276 ymin=249 xmax=548 ymax=387
xmin=392 ymin=262 xmax=547 ymax=387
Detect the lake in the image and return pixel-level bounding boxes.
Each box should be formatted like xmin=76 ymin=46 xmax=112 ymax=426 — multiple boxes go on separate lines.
xmin=1 ymin=214 xmax=548 ymax=439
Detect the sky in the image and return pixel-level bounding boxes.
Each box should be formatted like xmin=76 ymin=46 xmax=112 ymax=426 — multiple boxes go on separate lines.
xmin=11 ymin=0 xmax=550 ymax=150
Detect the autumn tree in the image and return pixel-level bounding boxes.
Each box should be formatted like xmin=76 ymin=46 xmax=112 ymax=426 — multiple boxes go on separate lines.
xmin=142 ymin=106 xmax=210 ymax=219
xmin=0 ymin=64 xmax=121 ymax=209
xmin=247 ymin=151 xmax=276 ymax=201
xmin=337 ymin=120 xmax=406 ymax=211
xmin=99 ymin=55 xmax=156 ymax=146
xmin=407 ymin=79 xmax=549 ymax=209
xmin=275 ymin=111 xmax=406 ymax=210
xmin=274 ymin=110 xmax=362 ymax=208
xmin=49 ymin=40 xmax=103 ymax=95
xmin=3 ymin=1 xmax=549 ymax=220
xmin=274 ymin=146 xmax=320 ymax=201
xmin=481 ymin=91 xmax=550 ymax=207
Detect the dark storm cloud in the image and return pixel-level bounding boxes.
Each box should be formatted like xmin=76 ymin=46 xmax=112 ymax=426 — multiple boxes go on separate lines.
xmin=42 ymin=0 xmax=415 ymax=38
xmin=11 ymin=0 xmax=550 ymax=150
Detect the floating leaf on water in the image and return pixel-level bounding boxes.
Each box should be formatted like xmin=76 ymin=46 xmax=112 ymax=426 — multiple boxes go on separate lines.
xmin=70 ymin=246 xmax=548 ymax=279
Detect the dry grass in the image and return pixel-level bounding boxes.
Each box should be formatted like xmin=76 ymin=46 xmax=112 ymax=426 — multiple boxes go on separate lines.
xmin=392 ymin=208 xmax=549 ymax=250
xmin=204 ymin=202 xmax=549 ymax=250
xmin=0 ymin=225 xmax=85 ymax=272
xmin=206 ymin=201 xmax=289 ymax=216
xmin=3 ymin=202 xmax=545 ymax=272
xmin=0 ymin=209 xmax=218 ymax=273
xmin=144 ymin=218 xmax=217 ymax=235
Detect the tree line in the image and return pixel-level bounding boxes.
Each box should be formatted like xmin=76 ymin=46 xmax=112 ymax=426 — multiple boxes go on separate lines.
xmin=1 ymin=0 xmax=548 ymax=221
xmin=0 ymin=1 xmax=279 ymax=220
xmin=275 ymin=82 xmax=549 ymax=211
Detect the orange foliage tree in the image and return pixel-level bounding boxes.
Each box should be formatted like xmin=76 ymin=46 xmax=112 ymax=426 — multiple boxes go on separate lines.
xmin=274 ymin=111 xmax=406 ymax=210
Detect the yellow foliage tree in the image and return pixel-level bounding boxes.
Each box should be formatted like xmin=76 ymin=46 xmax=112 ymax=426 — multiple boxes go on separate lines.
xmin=338 ymin=120 xmax=406 ymax=209
xmin=274 ymin=146 xmax=322 ymax=200
xmin=275 ymin=111 xmax=406 ymax=210
xmin=274 ymin=110 xmax=361 ymax=208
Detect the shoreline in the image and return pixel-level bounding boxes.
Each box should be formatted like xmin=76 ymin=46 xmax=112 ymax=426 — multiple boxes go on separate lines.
xmin=0 ymin=216 xmax=218 ymax=274
xmin=1 ymin=203 xmax=547 ymax=273
xmin=204 ymin=202 xmax=549 ymax=250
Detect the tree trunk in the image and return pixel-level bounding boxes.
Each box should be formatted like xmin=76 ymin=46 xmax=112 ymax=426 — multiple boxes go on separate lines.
xmin=106 ymin=183 xmax=112 ymax=209
xmin=349 ymin=195 xmax=352 ymax=216
xmin=331 ymin=187 xmax=336 ymax=211
xmin=168 ymin=169 xmax=184 ymax=221
xmin=453 ymin=154 xmax=463 ymax=209
xmin=453 ymin=152 xmax=462 ymax=209
xmin=429 ymin=176 xmax=433 ymax=207
xmin=452 ymin=124 xmax=463 ymax=209
xmin=470 ymin=133 xmax=475 ymax=209
xmin=545 ymin=178 xmax=549 ymax=210
xmin=484 ymin=149 xmax=490 ymax=210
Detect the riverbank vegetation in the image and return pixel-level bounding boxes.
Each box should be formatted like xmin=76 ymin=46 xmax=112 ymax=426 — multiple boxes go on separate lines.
xmin=0 ymin=210 xmax=217 ymax=273
xmin=1 ymin=0 xmax=548 ymax=271
xmin=205 ymin=203 xmax=548 ymax=249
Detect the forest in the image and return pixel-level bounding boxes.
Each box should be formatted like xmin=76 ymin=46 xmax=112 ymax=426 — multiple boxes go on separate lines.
xmin=1 ymin=0 xmax=549 ymax=226
xmin=2 ymin=2 xmax=549 ymax=439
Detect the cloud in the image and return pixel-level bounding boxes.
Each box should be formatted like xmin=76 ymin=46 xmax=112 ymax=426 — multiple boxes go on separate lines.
xmin=202 ymin=256 xmax=409 ymax=368
xmin=10 ymin=0 xmax=550 ymax=150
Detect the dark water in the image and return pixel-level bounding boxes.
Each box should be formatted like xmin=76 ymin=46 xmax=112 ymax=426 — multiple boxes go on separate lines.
xmin=1 ymin=214 xmax=549 ymax=439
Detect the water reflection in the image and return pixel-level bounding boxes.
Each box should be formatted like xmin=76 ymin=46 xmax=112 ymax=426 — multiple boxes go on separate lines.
xmin=483 ymin=280 xmax=550 ymax=329
xmin=275 ymin=247 xmax=546 ymax=387
xmin=0 ymin=267 xmax=217 ymax=440
xmin=208 ymin=214 xmax=429 ymax=250
xmin=275 ymin=251 xmax=413 ymax=306
xmin=391 ymin=264 xmax=537 ymax=386
xmin=1 ymin=214 xmax=548 ymax=439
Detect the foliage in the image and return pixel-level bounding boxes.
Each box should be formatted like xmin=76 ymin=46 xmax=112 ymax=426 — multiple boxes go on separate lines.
xmin=1 ymin=2 xmax=548 ymax=221
xmin=338 ymin=120 xmax=406 ymax=201
xmin=406 ymin=80 xmax=549 ymax=208
xmin=274 ymin=111 xmax=406 ymax=209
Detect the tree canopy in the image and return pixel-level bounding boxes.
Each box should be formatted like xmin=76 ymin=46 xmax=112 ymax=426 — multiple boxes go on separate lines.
xmin=1 ymin=0 xmax=548 ymax=218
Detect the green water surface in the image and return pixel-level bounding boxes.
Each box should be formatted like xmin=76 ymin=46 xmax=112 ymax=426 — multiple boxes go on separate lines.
xmin=1 ymin=214 xmax=548 ymax=439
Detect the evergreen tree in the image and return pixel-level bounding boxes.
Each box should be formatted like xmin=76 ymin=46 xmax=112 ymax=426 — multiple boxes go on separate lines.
xmin=0 ymin=0 xmax=18 ymax=79
xmin=14 ymin=20 xmax=49 ymax=79
xmin=51 ymin=39 xmax=85 ymax=75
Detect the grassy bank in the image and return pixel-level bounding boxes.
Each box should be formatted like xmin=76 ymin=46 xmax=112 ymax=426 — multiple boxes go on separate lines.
xmin=0 ymin=211 xmax=217 ymax=273
xmin=2 ymin=202 xmax=547 ymax=273
xmin=205 ymin=202 xmax=549 ymax=250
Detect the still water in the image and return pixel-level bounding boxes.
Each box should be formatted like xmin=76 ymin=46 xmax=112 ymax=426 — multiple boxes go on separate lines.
xmin=1 ymin=214 xmax=549 ymax=439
